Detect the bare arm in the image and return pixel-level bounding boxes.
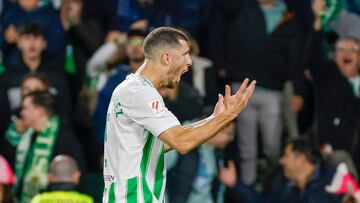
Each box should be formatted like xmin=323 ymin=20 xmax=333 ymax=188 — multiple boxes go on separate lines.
xmin=160 ymin=79 xmax=256 ymax=154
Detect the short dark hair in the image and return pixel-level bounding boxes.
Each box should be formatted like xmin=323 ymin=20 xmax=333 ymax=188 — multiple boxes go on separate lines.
xmin=23 ymin=91 xmax=56 ymax=118
xmin=21 ymin=72 xmax=50 ymax=90
xmin=17 ymin=22 xmax=46 ymax=38
xmin=143 ymin=27 xmax=188 ymax=59
xmin=285 ymin=137 xmax=322 ymax=165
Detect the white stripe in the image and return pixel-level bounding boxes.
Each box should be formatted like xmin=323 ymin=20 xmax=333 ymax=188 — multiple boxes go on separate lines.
xmin=146 ymin=138 xmax=162 ymax=192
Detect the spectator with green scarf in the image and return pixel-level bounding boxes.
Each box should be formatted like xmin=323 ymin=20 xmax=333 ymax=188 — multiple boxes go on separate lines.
xmin=12 ymin=91 xmax=85 ymax=203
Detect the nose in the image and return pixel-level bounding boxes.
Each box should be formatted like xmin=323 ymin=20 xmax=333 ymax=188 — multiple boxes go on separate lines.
xmin=187 ymin=55 xmax=192 ymax=67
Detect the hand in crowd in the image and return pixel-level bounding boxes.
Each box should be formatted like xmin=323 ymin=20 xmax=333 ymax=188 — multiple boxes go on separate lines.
xmin=291 ymin=95 xmax=304 ymax=113
xmin=11 ymin=116 xmax=27 ymax=134
xmin=5 ymin=24 xmax=18 ymax=44
xmin=130 ymin=19 xmax=149 ymax=31
xmin=219 ymin=160 xmax=237 ymax=187
xmin=61 ymin=0 xmax=83 ymax=30
xmin=105 ymin=31 xmax=127 ymax=44
xmin=312 ymin=0 xmax=326 ymax=30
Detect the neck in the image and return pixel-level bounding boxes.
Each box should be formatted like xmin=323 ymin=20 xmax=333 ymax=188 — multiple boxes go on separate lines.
xmin=136 ymin=59 xmax=165 ymax=90
xmin=294 ymin=163 xmax=316 ymax=191
xmin=23 ymin=56 xmax=41 ymax=71
xmin=34 ymin=115 xmax=49 ymax=132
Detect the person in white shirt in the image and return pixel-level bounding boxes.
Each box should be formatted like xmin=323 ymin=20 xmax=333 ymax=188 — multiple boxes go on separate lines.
xmin=103 ymin=27 xmax=256 ymax=203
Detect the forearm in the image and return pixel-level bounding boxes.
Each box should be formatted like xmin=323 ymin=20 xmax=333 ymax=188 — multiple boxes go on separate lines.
xmin=164 ymin=115 xmax=214 ymax=153
xmin=160 ymin=112 xmax=233 ymax=154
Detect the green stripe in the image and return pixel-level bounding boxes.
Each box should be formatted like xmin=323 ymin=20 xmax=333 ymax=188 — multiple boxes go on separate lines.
xmin=108 ymin=182 xmax=116 ymax=203
xmin=140 ymin=132 xmax=155 ymax=203
xmin=126 ymin=177 xmax=138 ymax=203
xmin=154 ymin=144 xmax=165 ymax=199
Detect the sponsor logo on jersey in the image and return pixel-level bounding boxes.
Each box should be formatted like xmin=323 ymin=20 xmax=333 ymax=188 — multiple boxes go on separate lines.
xmin=148 ymin=99 xmax=164 ymax=117
xmin=103 ymin=175 xmax=115 ymax=182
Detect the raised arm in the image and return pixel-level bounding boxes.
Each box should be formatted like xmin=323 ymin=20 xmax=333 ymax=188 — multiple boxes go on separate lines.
xmin=305 ymin=0 xmax=332 ymax=78
xmin=160 ymin=79 xmax=256 ymax=154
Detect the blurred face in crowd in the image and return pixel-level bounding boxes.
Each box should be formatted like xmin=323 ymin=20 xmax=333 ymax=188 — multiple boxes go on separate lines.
xmin=207 ymin=122 xmax=235 ymax=149
xmin=17 ymin=34 xmax=47 ymax=60
xmin=257 ymin=0 xmax=277 ymax=5
xmin=163 ymin=39 xmax=192 ymax=89
xmin=335 ymin=38 xmax=360 ymax=78
xmin=20 ymin=97 xmax=42 ymax=128
xmin=279 ymin=144 xmax=307 ymax=182
xmin=126 ymin=36 xmax=145 ymax=62
xmin=21 ymin=77 xmax=49 ymax=98
xmin=19 ymin=0 xmax=38 ymax=11
xmin=61 ymin=0 xmax=83 ymax=18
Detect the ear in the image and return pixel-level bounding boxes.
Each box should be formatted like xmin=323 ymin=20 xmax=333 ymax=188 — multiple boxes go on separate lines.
xmin=159 ymin=53 xmax=170 ymax=66
xmin=48 ymin=173 xmax=53 ymax=182
xmin=73 ymin=171 xmax=81 ymax=184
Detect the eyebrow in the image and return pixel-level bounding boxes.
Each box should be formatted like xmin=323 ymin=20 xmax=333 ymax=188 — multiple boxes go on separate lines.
xmin=182 ymin=49 xmax=190 ymax=55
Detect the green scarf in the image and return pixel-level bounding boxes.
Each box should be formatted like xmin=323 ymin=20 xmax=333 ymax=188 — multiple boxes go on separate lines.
xmin=13 ymin=116 xmax=60 ymax=203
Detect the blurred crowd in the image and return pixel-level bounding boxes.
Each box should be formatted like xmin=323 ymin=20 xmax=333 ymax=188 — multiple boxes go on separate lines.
xmin=1 ymin=0 xmax=360 ymax=202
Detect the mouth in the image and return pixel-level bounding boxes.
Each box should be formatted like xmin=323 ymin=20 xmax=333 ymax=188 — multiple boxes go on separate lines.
xmin=181 ymin=68 xmax=188 ymax=75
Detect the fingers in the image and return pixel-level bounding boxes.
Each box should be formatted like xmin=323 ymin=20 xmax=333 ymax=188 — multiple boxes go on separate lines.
xmin=235 ymin=78 xmax=249 ymax=96
xmin=218 ymin=94 xmax=224 ymax=104
xmin=224 ymin=85 xmax=231 ymax=100
xmin=244 ymin=80 xmax=256 ymax=99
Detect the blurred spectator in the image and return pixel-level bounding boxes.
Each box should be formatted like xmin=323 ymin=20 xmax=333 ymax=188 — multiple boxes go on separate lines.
xmin=221 ymin=137 xmax=342 ymax=203
xmin=2 ymin=73 xmax=50 ymax=165
xmin=160 ymin=81 xmax=204 ymax=203
xmin=0 ymin=22 xmax=72 ymax=121
xmin=307 ymin=0 xmax=360 ymax=156
xmin=148 ymin=0 xmax=211 ymax=48
xmin=186 ymin=122 xmax=236 ymax=203
xmin=92 ymin=29 xmax=147 ymax=144
xmin=0 ymin=155 xmax=16 ymax=203
xmin=213 ymin=0 xmax=306 ymax=186
xmin=0 ymin=0 xmax=64 ymax=65
xmin=31 ymin=155 xmax=93 ymax=203
xmin=60 ymin=0 xmax=104 ymax=103
xmin=180 ymin=29 xmax=218 ymax=108
xmin=12 ymin=91 xmax=85 ymax=203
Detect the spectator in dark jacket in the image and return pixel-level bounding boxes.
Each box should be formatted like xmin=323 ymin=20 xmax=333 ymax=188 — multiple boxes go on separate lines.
xmin=220 ymin=137 xmax=342 ymax=203
xmin=0 ymin=23 xmax=72 ymax=129
xmin=60 ymin=0 xmax=104 ymax=103
xmin=307 ymin=0 xmax=360 ymax=155
xmin=213 ymin=0 xmax=307 ymax=186
xmin=1 ymin=0 xmax=64 ymax=65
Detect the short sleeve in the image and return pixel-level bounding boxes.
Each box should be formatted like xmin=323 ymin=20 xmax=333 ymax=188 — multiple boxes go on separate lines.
xmin=126 ymin=87 xmax=180 ymax=137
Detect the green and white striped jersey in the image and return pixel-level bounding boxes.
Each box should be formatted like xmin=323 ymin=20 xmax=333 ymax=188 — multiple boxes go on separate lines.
xmin=103 ymin=74 xmax=180 ymax=203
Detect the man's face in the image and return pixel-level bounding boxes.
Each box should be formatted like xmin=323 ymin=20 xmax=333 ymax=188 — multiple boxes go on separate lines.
xmin=279 ymin=144 xmax=305 ymax=181
xmin=126 ymin=36 xmax=145 ymax=62
xmin=17 ymin=35 xmax=46 ymax=60
xmin=21 ymin=78 xmax=48 ymax=97
xmin=335 ymin=39 xmax=360 ymax=78
xmin=20 ymin=97 xmax=41 ymax=128
xmin=164 ymin=40 xmax=192 ymax=89
xmin=19 ymin=0 xmax=38 ymax=11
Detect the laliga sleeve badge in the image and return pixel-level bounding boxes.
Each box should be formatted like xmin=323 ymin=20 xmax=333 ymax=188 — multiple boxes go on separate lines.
xmin=148 ymin=99 xmax=164 ymax=117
